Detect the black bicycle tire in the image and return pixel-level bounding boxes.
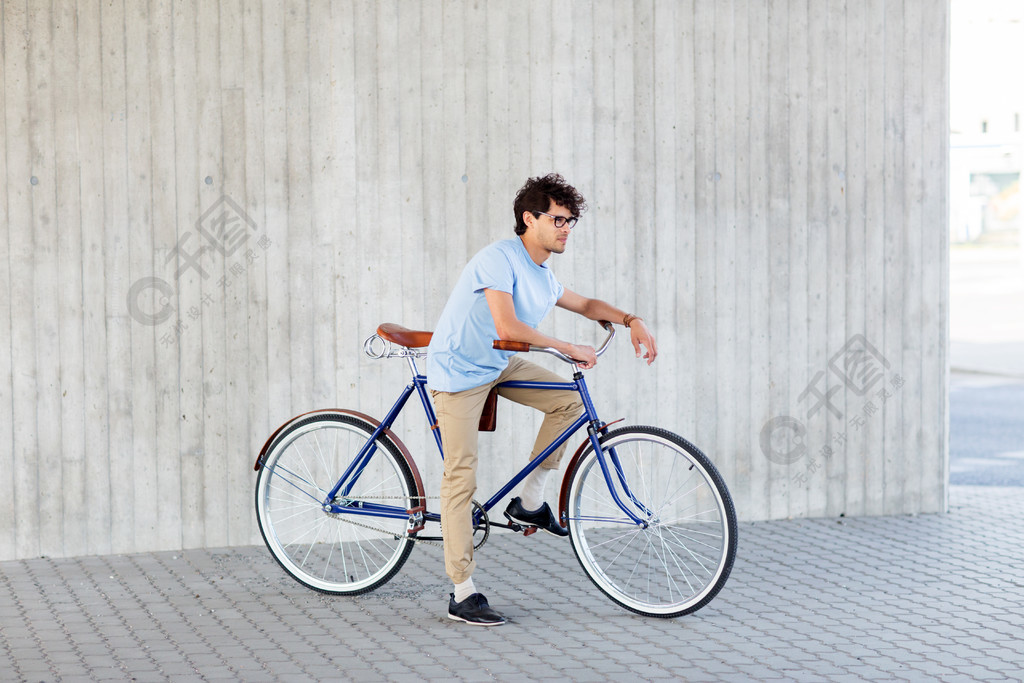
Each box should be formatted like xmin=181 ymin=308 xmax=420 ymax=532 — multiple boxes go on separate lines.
xmin=566 ymin=425 xmax=738 ymax=618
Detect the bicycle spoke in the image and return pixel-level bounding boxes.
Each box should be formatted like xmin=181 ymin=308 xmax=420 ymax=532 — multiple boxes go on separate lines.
xmin=267 ymin=463 xmax=329 ymax=504
xmin=580 ymin=526 xmax=644 ymax=551
xmin=660 ymin=522 xmax=726 ymax=548
xmin=659 ymin=526 xmax=722 ymax=569
xmin=309 ymin=432 xmax=329 ymax=489
xmin=567 ymin=515 xmax=637 ymax=525
xmin=652 ymin=526 xmax=698 ymax=596
xmin=294 ymin=517 xmax=329 ymax=568
xmin=657 ymin=504 xmax=725 ymax=525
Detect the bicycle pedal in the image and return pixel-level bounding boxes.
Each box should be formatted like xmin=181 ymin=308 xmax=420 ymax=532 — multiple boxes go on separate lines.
xmin=503 ymin=512 xmax=524 ymax=533
xmin=522 ymin=526 xmax=539 ymax=536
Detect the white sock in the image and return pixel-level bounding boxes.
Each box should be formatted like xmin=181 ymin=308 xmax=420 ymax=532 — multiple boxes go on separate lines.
xmin=519 ymin=468 xmax=551 ymax=511
xmin=453 ymin=576 xmax=476 ymax=603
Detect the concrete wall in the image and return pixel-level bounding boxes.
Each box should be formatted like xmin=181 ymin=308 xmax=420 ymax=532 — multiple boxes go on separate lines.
xmin=0 ymin=0 xmax=949 ymax=561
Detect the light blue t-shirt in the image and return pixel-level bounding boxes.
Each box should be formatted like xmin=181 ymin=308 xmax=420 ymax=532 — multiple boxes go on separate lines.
xmin=427 ymin=238 xmax=564 ymax=392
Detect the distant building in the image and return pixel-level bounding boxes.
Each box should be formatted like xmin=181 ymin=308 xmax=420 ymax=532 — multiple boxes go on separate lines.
xmin=950 ymin=0 xmax=1023 ymax=243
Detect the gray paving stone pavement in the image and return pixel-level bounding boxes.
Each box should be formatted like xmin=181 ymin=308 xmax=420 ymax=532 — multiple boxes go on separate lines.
xmin=1 ymin=485 xmax=1023 ymax=681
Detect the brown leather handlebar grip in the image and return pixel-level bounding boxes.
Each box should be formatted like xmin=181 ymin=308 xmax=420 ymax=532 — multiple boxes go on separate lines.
xmin=493 ymin=340 xmax=531 ymax=352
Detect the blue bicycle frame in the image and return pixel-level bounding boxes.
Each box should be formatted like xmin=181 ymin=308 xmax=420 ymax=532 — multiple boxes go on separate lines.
xmin=322 ymin=329 xmax=650 ymax=531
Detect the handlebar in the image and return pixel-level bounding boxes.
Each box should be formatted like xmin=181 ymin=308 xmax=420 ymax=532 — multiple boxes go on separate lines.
xmin=492 ymin=320 xmax=616 ymax=365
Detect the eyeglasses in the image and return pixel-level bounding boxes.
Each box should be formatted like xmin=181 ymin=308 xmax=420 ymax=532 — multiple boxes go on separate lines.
xmin=533 ymin=211 xmax=579 ymax=230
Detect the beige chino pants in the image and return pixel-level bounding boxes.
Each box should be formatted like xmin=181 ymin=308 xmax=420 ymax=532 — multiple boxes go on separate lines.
xmin=430 ymin=356 xmax=584 ymax=584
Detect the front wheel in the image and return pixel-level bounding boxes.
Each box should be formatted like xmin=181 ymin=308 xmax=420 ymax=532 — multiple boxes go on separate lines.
xmin=566 ymin=426 xmax=737 ymax=617
xmin=255 ymin=412 xmax=418 ymax=595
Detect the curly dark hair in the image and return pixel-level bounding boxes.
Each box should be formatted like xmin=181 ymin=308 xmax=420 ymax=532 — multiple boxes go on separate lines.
xmin=512 ymin=173 xmax=588 ymax=235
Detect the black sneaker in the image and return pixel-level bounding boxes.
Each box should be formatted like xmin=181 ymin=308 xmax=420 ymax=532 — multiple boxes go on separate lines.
xmin=504 ymin=497 xmax=569 ymax=537
xmin=447 ymin=593 xmax=506 ymax=626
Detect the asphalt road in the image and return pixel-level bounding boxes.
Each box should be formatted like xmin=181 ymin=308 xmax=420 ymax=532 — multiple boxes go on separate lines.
xmin=950 ymin=372 xmax=1024 ymax=486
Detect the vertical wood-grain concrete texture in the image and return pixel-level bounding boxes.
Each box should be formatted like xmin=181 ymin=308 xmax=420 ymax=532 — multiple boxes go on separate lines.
xmin=1 ymin=1 xmax=948 ymax=561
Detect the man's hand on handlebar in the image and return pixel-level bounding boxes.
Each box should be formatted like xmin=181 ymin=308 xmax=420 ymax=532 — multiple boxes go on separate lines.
xmin=565 ymin=343 xmax=597 ymax=369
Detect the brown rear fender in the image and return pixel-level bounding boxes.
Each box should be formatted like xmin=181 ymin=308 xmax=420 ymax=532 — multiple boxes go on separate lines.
xmin=254 ymin=409 xmax=426 ymax=504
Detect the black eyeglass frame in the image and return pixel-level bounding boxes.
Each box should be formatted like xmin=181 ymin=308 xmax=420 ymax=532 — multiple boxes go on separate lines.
xmin=532 ymin=210 xmax=579 ymax=230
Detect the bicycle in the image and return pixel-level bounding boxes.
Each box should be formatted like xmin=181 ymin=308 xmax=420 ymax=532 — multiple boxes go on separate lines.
xmin=253 ymin=321 xmax=737 ymax=618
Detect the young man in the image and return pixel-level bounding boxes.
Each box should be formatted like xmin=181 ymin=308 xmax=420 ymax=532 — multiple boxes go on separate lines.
xmin=427 ymin=174 xmax=657 ymax=625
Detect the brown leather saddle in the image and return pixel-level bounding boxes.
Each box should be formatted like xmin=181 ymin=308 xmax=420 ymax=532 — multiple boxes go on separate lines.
xmin=376 ymin=323 xmax=498 ymax=432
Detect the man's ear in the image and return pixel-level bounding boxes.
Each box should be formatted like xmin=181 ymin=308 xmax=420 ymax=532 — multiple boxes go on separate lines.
xmin=522 ymin=211 xmax=535 ymax=231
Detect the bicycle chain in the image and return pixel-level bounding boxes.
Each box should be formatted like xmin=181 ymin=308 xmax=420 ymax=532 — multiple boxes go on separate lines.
xmin=324 ymin=495 xmax=491 ymax=549
xmin=326 ymin=510 xmax=446 ymax=548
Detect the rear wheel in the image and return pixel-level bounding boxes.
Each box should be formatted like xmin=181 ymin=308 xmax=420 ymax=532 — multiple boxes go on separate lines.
xmin=255 ymin=413 xmax=417 ymax=594
xmin=566 ymin=426 xmax=737 ymax=617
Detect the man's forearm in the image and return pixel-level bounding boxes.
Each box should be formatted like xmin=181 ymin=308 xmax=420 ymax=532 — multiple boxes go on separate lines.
xmin=578 ymin=298 xmax=635 ymax=327
xmin=493 ymin=317 xmax=578 ymax=356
